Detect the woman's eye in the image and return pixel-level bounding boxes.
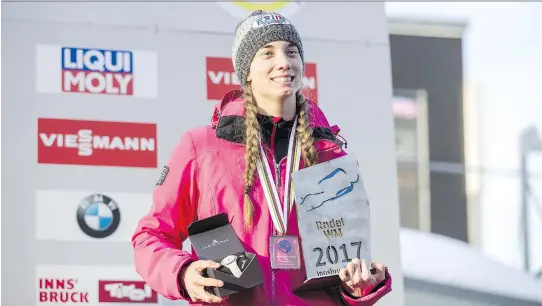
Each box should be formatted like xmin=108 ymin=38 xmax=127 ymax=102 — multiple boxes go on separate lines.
xmin=262 ymin=51 xmax=273 ymax=56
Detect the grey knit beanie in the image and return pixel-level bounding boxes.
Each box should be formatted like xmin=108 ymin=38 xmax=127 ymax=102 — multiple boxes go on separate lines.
xmin=232 ymin=10 xmax=305 ymax=88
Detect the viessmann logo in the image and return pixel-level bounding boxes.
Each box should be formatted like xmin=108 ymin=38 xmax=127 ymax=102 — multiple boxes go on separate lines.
xmin=206 ymin=56 xmax=319 ymax=104
xmin=37 ymin=118 xmax=157 ymax=168
xmin=36 ymin=44 xmax=158 ymax=98
xmin=99 ymin=280 xmax=158 ymax=303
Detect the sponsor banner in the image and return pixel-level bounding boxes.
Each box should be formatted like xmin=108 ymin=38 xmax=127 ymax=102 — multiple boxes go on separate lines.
xmin=206 ymin=57 xmax=239 ymax=101
xmin=206 ymin=56 xmax=319 ymax=104
xmin=302 ymin=62 xmax=318 ymax=105
xmin=98 ymin=281 xmax=157 ymax=304
xmin=36 ymin=265 xmax=159 ymax=305
xmin=216 ymin=1 xmax=305 ymax=19
xmin=36 ymin=44 xmax=158 ymax=98
xmin=37 ymin=118 xmax=157 ymax=168
xmin=36 ymin=190 xmax=151 ymax=242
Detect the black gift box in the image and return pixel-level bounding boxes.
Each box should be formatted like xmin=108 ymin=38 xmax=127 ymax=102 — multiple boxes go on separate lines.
xmin=187 ymin=213 xmax=264 ymax=298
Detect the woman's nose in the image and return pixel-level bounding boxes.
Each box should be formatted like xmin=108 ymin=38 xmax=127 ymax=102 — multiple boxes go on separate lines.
xmin=275 ymin=52 xmax=291 ymax=70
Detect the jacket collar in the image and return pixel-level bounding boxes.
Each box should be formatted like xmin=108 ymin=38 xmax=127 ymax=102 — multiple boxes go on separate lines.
xmin=211 ymin=90 xmax=345 ymax=148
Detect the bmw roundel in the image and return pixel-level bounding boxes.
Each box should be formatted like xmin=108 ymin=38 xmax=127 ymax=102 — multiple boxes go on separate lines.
xmin=76 ymin=193 xmax=120 ymax=239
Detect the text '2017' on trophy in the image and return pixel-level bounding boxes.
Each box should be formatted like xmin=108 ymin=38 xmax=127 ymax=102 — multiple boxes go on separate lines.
xmin=291 ymin=154 xmax=372 ymax=293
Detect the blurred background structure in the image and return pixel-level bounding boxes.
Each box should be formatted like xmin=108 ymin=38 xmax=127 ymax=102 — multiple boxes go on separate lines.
xmin=386 ymin=2 xmax=542 ymax=305
xmin=2 ymin=2 xmax=542 ymax=306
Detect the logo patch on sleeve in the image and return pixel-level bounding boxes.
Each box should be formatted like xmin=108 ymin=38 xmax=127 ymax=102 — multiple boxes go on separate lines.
xmin=156 ymin=165 xmax=170 ymax=186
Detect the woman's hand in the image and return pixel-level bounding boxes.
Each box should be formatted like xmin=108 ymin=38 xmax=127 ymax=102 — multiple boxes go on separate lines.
xmin=339 ymin=258 xmax=386 ymax=298
xmin=181 ymin=260 xmax=225 ymax=304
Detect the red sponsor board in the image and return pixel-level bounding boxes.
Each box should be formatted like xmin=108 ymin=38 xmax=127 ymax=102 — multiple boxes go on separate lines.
xmin=38 ymin=118 xmax=157 ymax=168
xmin=206 ymin=57 xmax=319 ymax=104
xmin=301 ymin=62 xmax=318 ymax=105
xmin=98 ymin=280 xmax=158 ymax=303
xmin=206 ymin=57 xmax=239 ymax=100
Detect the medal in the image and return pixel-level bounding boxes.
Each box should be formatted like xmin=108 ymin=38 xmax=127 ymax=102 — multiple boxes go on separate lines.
xmin=256 ymin=116 xmax=303 ymax=270
xmin=269 ymin=236 xmax=301 ymax=270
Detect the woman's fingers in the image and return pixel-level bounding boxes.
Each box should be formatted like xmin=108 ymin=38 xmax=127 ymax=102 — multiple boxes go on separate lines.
xmin=193 ymin=260 xmax=221 ymax=272
xmin=194 ymin=287 xmax=223 ymax=304
xmin=340 ymin=259 xmax=389 ymax=298
xmin=351 ymin=258 xmax=362 ymax=285
xmin=184 ymin=260 xmax=224 ymax=303
xmin=371 ymin=261 xmax=387 ymax=283
xmin=195 ymin=275 xmax=224 ymax=288
xmin=360 ymin=259 xmax=371 ymax=282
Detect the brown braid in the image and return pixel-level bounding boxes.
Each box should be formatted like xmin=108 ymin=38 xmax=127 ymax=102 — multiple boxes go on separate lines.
xmin=296 ymin=92 xmax=318 ymax=167
xmin=243 ymin=86 xmax=260 ymax=230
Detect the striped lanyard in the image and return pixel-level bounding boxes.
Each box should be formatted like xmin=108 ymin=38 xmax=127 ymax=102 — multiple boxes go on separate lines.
xmin=256 ymin=116 xmax=302 ymax=236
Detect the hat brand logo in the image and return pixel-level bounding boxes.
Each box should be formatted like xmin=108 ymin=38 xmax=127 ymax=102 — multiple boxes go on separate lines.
xmin=252 ymin=13 xmax=291 ymax=28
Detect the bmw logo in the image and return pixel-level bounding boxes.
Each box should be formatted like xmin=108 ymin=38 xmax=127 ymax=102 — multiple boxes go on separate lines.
xmin=76 ymin=194 xmax=120 ymax=239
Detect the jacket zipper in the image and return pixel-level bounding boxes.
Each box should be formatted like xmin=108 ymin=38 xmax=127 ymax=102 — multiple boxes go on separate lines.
xmin=271 ymin=122 xmax=281 ymax=188
xmin=275 ymin=163 xmax=281 ymax=187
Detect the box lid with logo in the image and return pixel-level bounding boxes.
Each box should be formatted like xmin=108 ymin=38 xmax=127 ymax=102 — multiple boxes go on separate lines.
xmin=187 ymin=213 xmax=244 ymax=260
xmin=187 ymin=213 xmax=264 ymax=298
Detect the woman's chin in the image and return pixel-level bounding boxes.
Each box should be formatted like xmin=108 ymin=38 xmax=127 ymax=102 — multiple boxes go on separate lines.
xmin=276 ymin=87 xmax=299 ymax=97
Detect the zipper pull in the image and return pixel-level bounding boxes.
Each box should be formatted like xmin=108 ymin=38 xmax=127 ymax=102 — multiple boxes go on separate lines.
xmin=275 ymin=163 xmax=281 ymax=187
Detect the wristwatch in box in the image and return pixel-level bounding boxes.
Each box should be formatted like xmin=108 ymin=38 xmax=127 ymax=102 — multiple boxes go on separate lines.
xmin=220 ymin=255 xmax=241 ymax=277
xmin=221 ymin=255 xmax=242 ymax=277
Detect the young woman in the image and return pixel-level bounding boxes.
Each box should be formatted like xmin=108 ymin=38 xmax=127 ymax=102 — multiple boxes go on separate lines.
xmin=132 ymin=10 xmax=392 ymax=306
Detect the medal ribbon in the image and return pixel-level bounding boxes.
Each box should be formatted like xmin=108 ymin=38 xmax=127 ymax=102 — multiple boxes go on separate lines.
xmin=256 ymin=116 xmax=302 ymax=236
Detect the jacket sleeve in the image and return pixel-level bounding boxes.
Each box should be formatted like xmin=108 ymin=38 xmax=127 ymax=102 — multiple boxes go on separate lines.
xmin=339 ymin=271 xmax=392 ymax=305
xmin=132 ymin=131 xmax=199 ymax=300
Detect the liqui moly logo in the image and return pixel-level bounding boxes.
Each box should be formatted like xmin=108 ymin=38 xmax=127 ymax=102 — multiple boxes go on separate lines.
xmin=98 ymin=281 xmax=158 ymax=303
xmin=62 ymin=47 xmax=133 ymax=95
xmin=38 ymin=278 xmax=89 ymax=304
xmin=206 ymin=57 xmax=319 ymax=104
xmin=38 ymin=118 xmax=157 ymax=168
xmin=36 ymin=45 xmax=158 ymax=98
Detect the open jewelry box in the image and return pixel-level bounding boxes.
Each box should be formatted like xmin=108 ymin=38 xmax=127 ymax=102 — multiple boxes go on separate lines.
xmin=187 ymin=213 xmax=264 ymax=298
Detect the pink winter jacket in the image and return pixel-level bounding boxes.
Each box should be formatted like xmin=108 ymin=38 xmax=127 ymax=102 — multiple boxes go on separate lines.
xmin=132 ymin=90 xmax=392 ymax=306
